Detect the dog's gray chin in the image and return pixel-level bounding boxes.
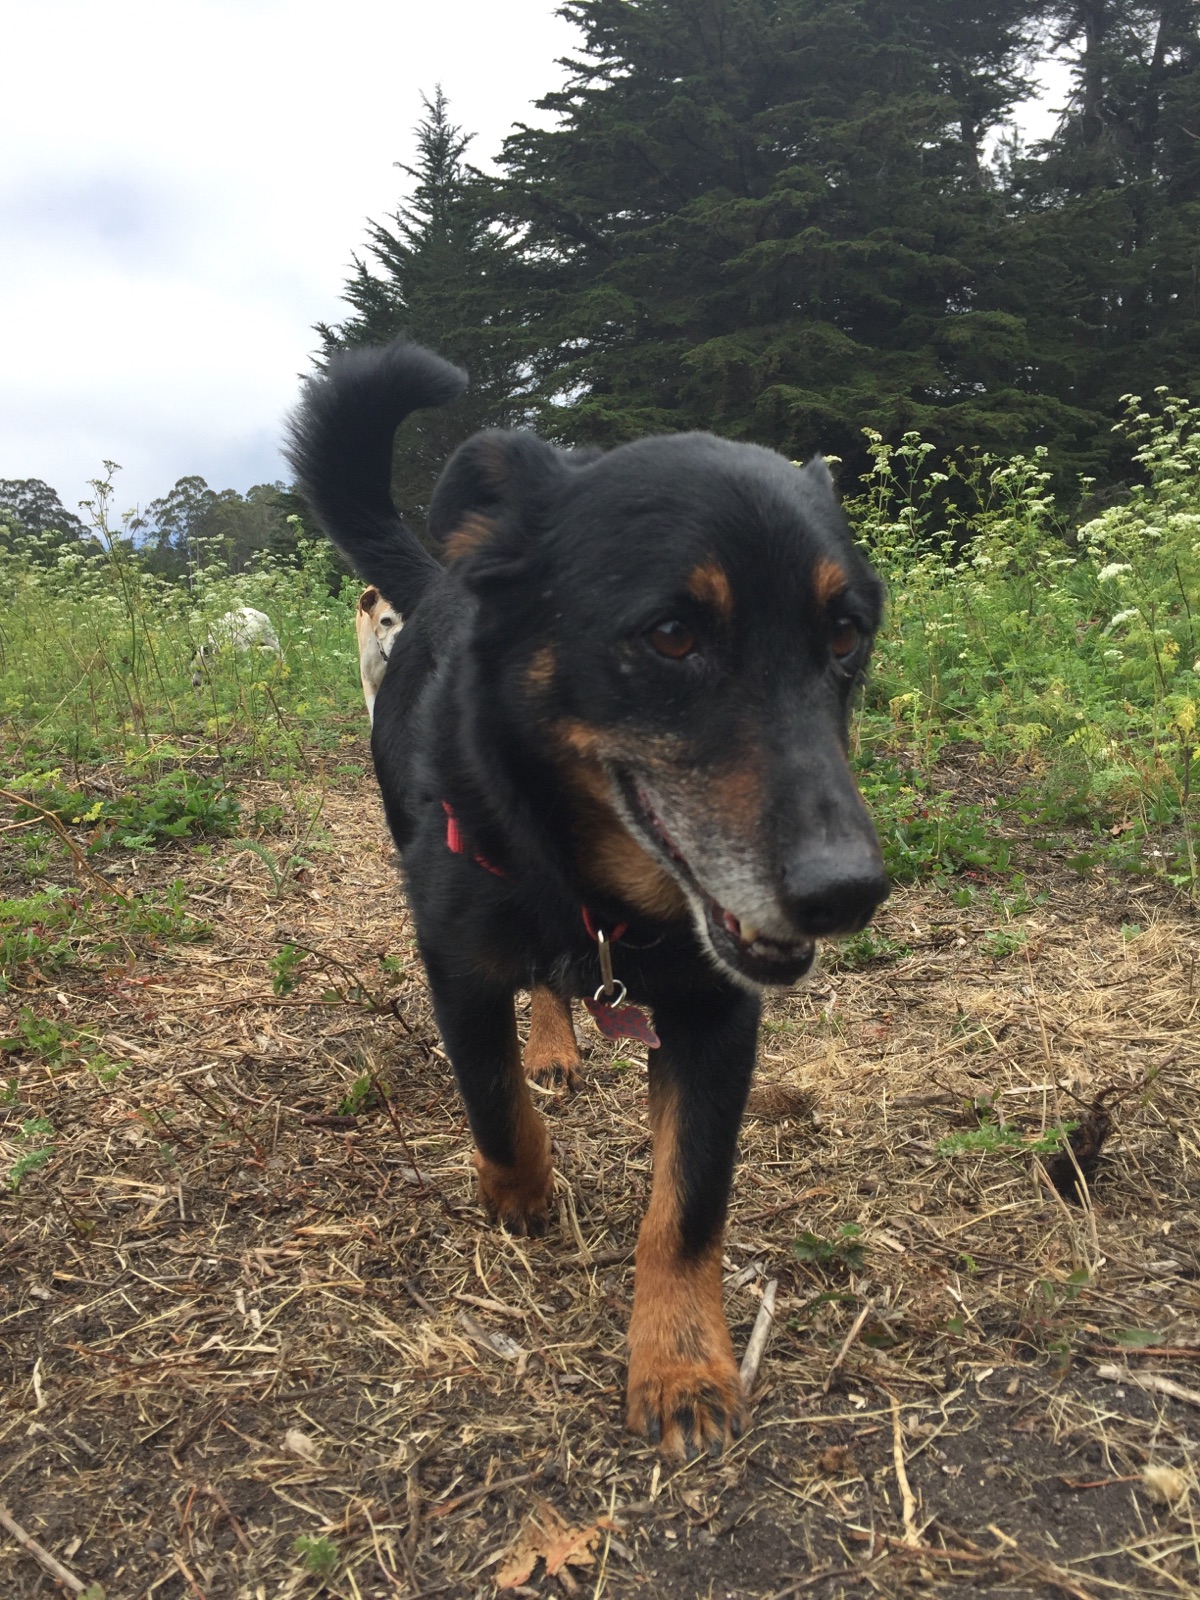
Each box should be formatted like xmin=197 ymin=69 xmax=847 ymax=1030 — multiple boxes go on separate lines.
xmin=613 ymin=769 xmax=815 ymax=989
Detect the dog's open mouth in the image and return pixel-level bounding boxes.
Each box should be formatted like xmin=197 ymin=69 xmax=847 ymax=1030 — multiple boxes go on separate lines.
xmin=618 ymin=774 xmax=815 ymax=987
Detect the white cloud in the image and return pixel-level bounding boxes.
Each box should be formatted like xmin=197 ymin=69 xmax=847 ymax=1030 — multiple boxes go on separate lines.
xmin=1 ymin=0 xmax=575 ymax=520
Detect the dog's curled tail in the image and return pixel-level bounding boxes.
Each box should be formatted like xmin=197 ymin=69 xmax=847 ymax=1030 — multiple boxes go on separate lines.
xmin=285 ymin=341 xmax=468 ymax=612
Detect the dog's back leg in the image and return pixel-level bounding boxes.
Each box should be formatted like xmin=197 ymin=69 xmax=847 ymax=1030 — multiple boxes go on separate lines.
xmin=524 ymin=987 xmax=582 ymax=1093
xmin=423 ymin=957 xmax=554 ymax=1236
xmin=626 ymin=986 xmax=760 ymax=1460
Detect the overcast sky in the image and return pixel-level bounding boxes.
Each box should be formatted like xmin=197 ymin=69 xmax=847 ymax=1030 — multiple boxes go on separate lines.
xmin=2 ymin=1 xmax=1069 ymax=528
xmin=2 ymin=0 xmax=576 ymax=523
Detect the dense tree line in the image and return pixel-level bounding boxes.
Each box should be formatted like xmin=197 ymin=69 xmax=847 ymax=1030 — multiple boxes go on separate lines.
xmin=131 ymin=476 xmax=303 ymax=581
xmin=0 ymin=473 xmax=303 ymax=579
xmin=0 ymin=480 xmax=89 ymax=556
xmin=320 ymin=0 xmax=1200 ymax=499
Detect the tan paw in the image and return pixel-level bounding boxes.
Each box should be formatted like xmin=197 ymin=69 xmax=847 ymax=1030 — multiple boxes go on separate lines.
xmin=525 ymin=1054 xmax=581 ymax=1093
xmin=626 ymin=1356 xmax=746 ymax=1461
xmin=472 ymin=1147 xmax=554 ymax=1237
xmin=524 ymin=988 xmax=582 ymax=1094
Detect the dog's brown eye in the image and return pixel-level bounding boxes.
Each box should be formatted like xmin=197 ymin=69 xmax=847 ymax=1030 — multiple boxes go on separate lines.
xmin=830 ymin=618 xmax=861 ymax=660
xmin=647 ymin=620 xmax=696 ymax=660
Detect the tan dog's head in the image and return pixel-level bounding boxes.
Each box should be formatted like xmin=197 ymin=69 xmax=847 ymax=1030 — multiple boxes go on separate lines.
xmin=356 ymin=586 xmax=402 ymax=723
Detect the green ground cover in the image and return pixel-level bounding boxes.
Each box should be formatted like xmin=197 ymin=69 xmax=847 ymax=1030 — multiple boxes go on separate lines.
xmin=0 ymin=394 xmax=1196 ymax=952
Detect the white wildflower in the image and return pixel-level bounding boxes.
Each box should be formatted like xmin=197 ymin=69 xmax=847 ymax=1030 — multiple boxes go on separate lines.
xmin=1096 ymin=563 xmax=1131 ymax=582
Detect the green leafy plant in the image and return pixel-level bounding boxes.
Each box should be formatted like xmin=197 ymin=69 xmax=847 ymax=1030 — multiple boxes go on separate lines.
xmin=0 ymin=883 xmax=206 ymax=992
xmin=337 ymin=1073 xmax=377 ymax=1117
xmin=1112 ymin=1327 xmax=1163 ymax=1349
xmin=979 ymin=926 xmax=1029 ymax=958
xmin=1 ymin=1008 xmax=70 ymax=1064
xmin=936 ymin=1118 xmax=1078 ymax=1160
xmin=11 ymin=770 xmax=240 ymax=852
xmin=8 ymin=1115 xmax=55 ymax=1190
xmin=294 ymin=1534 xmax=338 ymax=1578
xmin=271 ymin=942 xmax=308 ymax=996
xmin=845 ymin=395 xmax=1200 ymax=897
xmin=827 ymin=926 xmax=912 ymax=970
xmin=792 ymin=1223 xmax=867 ymax=1273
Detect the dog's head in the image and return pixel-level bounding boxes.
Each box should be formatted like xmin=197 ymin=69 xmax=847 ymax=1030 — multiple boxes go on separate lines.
xmin=357 ymin=585 xmax=402 ymax=659
xmin=435 ymin=429 xmax=889 ymax=989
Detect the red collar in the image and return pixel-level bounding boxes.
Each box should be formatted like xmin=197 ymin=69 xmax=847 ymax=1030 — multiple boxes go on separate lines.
xmin=442 ymin=799 xmax=506 ymax=878
xmin=442 ymin=799 xmax=626 ymax=943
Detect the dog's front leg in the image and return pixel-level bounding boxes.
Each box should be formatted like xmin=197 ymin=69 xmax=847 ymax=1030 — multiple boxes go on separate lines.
xmin=627 ymin=987 xmax=760 ymax=1460
xmin=423 ymin=958 xmax=554 ymax=1236
xmin=524 ymin=986 xmax=582 ymax=1092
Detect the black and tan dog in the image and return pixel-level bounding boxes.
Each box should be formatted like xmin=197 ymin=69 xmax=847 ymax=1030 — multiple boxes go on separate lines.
xmin=286 ymin=342 xmax=889 ymax=1460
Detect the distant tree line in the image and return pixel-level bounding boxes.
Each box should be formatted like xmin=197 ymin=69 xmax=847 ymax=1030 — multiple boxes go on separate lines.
xmin=128 ymin=476 xmax=307 ymax=581
xmin=319 ymin=0 xmax=1200 ymax=511
xmin=0 ymin=473 xmax=308 ymax=580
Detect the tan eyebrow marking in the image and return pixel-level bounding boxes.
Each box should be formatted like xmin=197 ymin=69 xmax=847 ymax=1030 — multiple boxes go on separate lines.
xmin=443 ymin=512 xmax=496 ymax=563
xmin=685 ymin=561 xmax=734 ymax=621
xmin=525 ymin=645 xmax=557 ymax=692
xmin=813 ymin=557 xmax=847 ymax=606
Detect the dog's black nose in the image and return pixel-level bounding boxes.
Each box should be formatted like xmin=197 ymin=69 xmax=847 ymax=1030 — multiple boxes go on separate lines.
xmin=783 ymin=846 xmax=890 ymax=937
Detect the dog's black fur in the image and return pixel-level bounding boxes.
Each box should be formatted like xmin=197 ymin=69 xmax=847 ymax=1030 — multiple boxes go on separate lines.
xmin=286 ymin=341 xmax=889 ymax=1459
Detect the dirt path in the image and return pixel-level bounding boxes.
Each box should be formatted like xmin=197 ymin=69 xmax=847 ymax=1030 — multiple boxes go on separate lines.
xmin=2 ymin=774 xmax=1198 ymax=1598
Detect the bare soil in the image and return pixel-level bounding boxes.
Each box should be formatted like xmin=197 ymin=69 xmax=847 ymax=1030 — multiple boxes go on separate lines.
xmin=2 ymin=761 xmax=1198 ymax=1600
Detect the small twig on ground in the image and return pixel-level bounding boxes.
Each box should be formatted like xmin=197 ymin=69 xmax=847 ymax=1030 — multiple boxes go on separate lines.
xmin=0 ymin=1502 xmax=86 ymax=1593
xmin=457 ymin=1310 xmax=526 ymax=1364
xmin=274 ymin=937 xmax=379 ymax=1008
xmin=389 ymin=995 xmax=439 ymax=1062
xmin=1095 ymin=1363 xmax=1200 ymax=1409
xmin=739 ymin=1277 xmax=779 ymax=1390
xmin=1086 ymin=1344 xmax=1200 ymax=1358
xmin=926 ymin=1521 xmax=1100 ymax=1600
xmin=0 ymin=786 xmax=129 ymax=901
xmin=889 ymin=1393 xmax=921 ymax=1546
xmin=173 ymin=1547 xmax=208 ymax=1599
xmin=823 ymin=1301 xmax=872 ymax=1394
xmin=422 ymin=1469 xmax=539 ymax=1521
xmin=365 ymin=1065 xmax=463 ymax=1219
xmin=765 ymin=1567 xmax=861 ymax=1599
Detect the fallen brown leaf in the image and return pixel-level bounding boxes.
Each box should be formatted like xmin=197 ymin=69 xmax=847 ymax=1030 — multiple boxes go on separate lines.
xmin=495 ymin=1500 xmax=614 ymax=1590
xmin=819 ymin=1444 xmax=854 ymax=1474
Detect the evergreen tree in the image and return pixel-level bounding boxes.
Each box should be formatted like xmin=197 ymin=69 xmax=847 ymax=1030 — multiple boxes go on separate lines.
xmin=1002 ymin=1 xmax=1200 ymax=476
xmin=494 ymin=0 xmax=1046 ymax=475
xmin=308 ymin=3 xmax=1198 ymax=493
xmin=316 ymin=89 xmax=531 ymax=528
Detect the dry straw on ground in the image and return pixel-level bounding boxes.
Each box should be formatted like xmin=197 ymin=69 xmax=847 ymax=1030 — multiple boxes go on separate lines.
xmin=1 ymin=769 xmax=1198 ymax=1598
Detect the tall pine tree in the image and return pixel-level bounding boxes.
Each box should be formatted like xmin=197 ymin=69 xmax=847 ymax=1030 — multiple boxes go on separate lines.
xmin=1001 ymin=1 xmax=1200 ymax=476
xmin=310 ymin=5 xmax=1198 ymax=493
xmin=317 ymin=89 xmax=531 ymax=526
xmin=493 ymin=0 xmax=1046 ymax=475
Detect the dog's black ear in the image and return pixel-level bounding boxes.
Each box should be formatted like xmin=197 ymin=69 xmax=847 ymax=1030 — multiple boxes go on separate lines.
xmin=358 ymin=585 xmax=380 ymax=612
xmin=801 ymin=455 xmax=838 ymax=498
xmin=428 ymin=431 xmax=566 ymax=573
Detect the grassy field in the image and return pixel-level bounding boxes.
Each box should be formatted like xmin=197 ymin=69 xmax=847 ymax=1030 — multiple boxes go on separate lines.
xmin=1 ymin=402 xmax=1197 ymax=1598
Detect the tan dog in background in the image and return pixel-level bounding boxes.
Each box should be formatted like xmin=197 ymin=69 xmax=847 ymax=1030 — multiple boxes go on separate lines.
xmin=356 ymin=586 xmax=402 ymax=723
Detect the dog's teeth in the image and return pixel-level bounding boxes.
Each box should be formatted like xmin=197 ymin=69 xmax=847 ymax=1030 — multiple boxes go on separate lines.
xmin=739 ymin=922 xmax=759 ymax=945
